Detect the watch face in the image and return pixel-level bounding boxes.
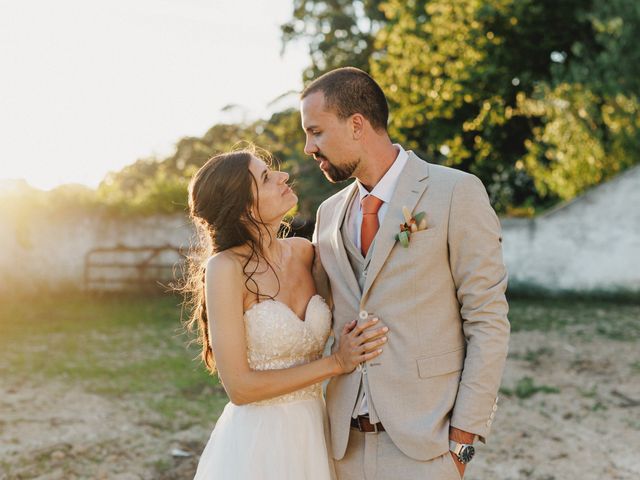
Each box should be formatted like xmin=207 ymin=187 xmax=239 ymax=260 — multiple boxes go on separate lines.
xmin=459 ymin=445 xmax=475 ymax=463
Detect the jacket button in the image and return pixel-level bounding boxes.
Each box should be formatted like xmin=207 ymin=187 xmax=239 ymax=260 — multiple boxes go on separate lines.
xmin=359 ymin=310 xmax=368 ymax=320
xmin=492 ymin=404 xmax=498 ymax=412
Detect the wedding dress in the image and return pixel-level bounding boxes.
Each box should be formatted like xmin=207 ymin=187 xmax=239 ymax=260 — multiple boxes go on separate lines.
xmin=193 ymin=294 xmax=336 ymax=480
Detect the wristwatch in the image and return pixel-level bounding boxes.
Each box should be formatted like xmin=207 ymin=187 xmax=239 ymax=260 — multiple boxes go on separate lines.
xmin=449 ymin=440 xmax=475 ymax=464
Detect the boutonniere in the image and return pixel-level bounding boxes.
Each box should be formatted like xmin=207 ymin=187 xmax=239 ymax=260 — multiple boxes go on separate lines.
xmin=394 ymin=206 xmax=428 ymax=247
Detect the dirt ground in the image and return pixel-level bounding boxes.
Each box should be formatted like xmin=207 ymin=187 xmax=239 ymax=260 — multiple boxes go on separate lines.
xmin=1 ymin=328 xmax=639 ymax=480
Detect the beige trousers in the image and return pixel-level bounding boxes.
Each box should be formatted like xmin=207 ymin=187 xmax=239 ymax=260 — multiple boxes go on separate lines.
xmin=334 ymin=428 xmax=462 ymax=480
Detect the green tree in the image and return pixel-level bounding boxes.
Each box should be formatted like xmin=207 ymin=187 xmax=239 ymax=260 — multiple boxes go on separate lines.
xmin=96 ymin=123 xmax=248 ymax=215
xmin=519 ymin=0 xmax=640 ymax=200
xmin=284 ymin=0 xmax=640 ymax=214
xmin=371 ymin=0 xmax=599 ymax=214
xmin=281 ymin=0 xmax=386 ymax=79
xmin=93 ymin=111 xmax=342 ymax=219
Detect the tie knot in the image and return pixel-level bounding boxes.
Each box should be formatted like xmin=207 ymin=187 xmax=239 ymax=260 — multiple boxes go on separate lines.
xmin=361 ymin=195 xmax=383 ymax=215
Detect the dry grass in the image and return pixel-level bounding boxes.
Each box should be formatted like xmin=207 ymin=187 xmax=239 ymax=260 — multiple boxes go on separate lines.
xmin=0 ymin=294 xmax=638 ymax=479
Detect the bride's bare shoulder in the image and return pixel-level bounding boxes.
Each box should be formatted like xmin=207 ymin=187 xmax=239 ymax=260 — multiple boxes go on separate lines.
xmin=205 ymin=250 xmax=243 ymax=278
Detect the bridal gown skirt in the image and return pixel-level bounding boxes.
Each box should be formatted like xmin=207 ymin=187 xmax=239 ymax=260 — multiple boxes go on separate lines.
xmin=194 ymin=295 xmax=335 ymax=479
xmin=193 ymin=396 xmax=336 ymax=480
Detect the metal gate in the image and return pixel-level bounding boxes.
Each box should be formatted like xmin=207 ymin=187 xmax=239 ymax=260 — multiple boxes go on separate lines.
xmin=84 ymin=244 xmax=185 ymax=292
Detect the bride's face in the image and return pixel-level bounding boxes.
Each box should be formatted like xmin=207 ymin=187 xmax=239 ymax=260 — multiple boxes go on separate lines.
xmin=248 ymin=156 xmax=297 ymax=224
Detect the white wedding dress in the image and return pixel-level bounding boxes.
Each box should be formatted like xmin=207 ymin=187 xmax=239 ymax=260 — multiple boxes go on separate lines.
xmin=193 ymin=294 xmax=336 ymax=480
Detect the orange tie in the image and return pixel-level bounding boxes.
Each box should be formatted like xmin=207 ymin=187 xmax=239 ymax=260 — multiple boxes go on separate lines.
xmin=360 ymin=195 xmax=384 ymax=257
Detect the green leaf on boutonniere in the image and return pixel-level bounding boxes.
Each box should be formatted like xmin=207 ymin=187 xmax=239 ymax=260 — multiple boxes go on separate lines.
xmin=414 ymin=211 xmax=426 ymax=225
xmin=398 ymin=230 xmax=410 ymax=248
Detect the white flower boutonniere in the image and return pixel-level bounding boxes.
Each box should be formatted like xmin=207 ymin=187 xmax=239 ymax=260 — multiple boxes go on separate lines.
xmin=394 ymin=206 xmax=428 ymax=247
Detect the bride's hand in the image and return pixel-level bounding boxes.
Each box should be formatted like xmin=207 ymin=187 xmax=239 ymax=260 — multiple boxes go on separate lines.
xmin=332 ymin=317 xmax=388 ymax=374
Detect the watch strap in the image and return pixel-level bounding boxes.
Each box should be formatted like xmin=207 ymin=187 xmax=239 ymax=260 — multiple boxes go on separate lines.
xmin=449 ymin=440 xmax=461 ymax=455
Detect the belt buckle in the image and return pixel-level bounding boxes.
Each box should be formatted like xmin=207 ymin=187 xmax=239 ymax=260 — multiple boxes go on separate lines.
xmin=358 ymin=415 xmax=378 ymax=433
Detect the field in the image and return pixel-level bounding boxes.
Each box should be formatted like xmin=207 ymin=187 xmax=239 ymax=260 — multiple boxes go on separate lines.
xmin=1 ymin=294 xmax=639 ymax=479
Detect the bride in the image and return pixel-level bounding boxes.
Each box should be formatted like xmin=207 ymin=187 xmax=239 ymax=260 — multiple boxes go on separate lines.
xmin=183 ymin=147 xmax=388 ymax=479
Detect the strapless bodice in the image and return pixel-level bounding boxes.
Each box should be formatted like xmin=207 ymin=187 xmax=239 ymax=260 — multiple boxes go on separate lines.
xmin=243 ymin=294 xmax=331 ymax=405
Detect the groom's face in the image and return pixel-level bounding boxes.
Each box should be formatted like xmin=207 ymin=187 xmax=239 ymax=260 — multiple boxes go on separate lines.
xmin=301 ymin=92 xmax=360 ymax=183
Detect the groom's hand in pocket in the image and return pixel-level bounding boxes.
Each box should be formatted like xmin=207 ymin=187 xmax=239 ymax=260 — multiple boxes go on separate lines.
xmin=449 ymin=426 xmax=474 ymax=478
xmin=332 ymin=317 xmax=388 ymax=374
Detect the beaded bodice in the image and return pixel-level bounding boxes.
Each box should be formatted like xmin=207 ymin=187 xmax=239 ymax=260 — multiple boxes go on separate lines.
xmin=243 ymin=294 xmax=331 ymax=405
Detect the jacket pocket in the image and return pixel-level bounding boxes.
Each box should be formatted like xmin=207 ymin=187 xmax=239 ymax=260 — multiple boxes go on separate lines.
xmin=409 ymin=228 xmax=439 ymax=240
xmin=416 ymin=346 xmax=465 ymax=379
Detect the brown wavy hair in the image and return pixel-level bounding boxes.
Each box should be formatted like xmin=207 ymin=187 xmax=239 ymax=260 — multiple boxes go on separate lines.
xmin=181 ymin=145 xmax=288 ymax=374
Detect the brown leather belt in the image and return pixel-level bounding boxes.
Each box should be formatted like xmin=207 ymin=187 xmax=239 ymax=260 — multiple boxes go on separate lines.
xmin=351 ymin=415 xmax=385 ymax=433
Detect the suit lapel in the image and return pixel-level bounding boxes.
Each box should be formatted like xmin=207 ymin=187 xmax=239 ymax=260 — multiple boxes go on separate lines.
xmin=361 ymin=153 xmax=430 ymax=301
xmin=329 ymin=183 xmax=361 ymax=301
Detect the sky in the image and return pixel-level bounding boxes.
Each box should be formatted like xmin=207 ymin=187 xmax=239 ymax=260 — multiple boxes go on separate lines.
xmin=0 ymin=0 xmax=309 ymax=190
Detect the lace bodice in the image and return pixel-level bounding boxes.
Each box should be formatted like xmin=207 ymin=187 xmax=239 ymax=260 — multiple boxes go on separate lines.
xmin=243 ymin=294 xmax=332 ymax=405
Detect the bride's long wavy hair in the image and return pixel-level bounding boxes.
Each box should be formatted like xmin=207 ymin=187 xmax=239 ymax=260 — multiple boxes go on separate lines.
xmin=181 ymin=145 xmax=289 ymax=375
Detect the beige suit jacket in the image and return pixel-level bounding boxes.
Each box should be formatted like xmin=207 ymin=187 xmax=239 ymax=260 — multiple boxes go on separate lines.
xmin=312 ymin=152 xmax=510 ymax=461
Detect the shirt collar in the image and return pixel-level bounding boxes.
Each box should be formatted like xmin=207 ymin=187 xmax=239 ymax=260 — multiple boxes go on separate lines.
xmin=356 ymin=144 xmax=408 ymax=205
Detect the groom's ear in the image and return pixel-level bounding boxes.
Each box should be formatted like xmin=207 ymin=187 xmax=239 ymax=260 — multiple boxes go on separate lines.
xmin=350 ymin=113 xmax=365 ymax=139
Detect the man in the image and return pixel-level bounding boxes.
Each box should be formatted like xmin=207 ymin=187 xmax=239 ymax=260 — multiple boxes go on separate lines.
xmin=303 ymin=67 xmax=510 ymax=479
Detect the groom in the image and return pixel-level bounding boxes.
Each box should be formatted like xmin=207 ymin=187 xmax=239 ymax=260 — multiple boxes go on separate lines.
xmin=304 ymin=67 xmax=510 ymax=479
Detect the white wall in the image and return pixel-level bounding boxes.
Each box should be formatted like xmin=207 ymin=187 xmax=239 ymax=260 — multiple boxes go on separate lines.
xmin=0 ymin=212 xmax=194 ymax=294
xmin=501 ymin=165 xmax=640 ymax=293
xmin=1 ymin=166 xmax=639 ymax=294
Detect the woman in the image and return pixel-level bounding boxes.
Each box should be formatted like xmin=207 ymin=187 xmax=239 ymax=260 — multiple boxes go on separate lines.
xmin=183 ymin=147 xmax=388 ymax=479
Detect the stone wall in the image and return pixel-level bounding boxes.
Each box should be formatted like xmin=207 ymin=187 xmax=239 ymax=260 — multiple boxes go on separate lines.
xmin=1 ymin=165 xmax=638 ymax=295
xmin=501 ymin=165 xmax=640 ymax=293
xmin=0 ymin=212 xmax=194 ymax=294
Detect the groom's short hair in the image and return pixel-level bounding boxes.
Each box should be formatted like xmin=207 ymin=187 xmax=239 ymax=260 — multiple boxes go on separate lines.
xmin=301 ymin=67 xmax=389 ymax=132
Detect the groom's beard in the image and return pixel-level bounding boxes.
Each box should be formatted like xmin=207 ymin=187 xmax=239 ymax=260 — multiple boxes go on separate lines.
xmin=318 ymin=155 xmax=359 ymax=183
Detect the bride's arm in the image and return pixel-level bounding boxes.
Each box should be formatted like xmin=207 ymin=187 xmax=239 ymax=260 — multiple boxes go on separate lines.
xmin=205 ymin=252 xmax=386 ymax=406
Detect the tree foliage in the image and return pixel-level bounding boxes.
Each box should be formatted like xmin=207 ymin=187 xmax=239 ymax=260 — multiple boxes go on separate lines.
xmin=284 ymin=0 xmax=640 ymax=215
xmin=370 ymin=0 xmax=607 ymax=213
xmin=281 ymin=0 xmax=386 ymax=79
xmin=94 ymin=111 xmax=342 ymax=218
xmin=518 ymin=0 xmax=640 ymax=200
